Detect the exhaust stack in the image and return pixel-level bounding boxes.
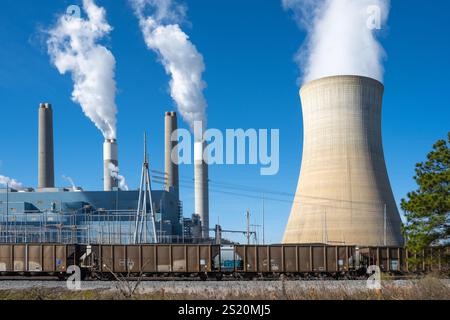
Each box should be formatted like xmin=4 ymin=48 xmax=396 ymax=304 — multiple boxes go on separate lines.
xmin=194 ymin=140 xmax=209 ymax=239
xmin=103 ymin=138 xmax=118 ymax=191
xmin=38 ymin=103 xmax=55 ymax=189
xmin=164 ymin=111 xmax=179 ymax=197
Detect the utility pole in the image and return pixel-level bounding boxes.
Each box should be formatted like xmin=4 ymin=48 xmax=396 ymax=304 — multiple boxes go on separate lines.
xmin=262 ymin=194 xmax=265 ymax=245
xmin=160 ymin=207 xmax=163 ymax=243
xmin=6 ymin=182 xmax=9 ymax=243
xmin=250 ymin=224 xmax=262 ymax=244
xmin=246 ymin=210 xmax=250 ymax=245
xmin=384 ymin=203 xmax=387 ymax=246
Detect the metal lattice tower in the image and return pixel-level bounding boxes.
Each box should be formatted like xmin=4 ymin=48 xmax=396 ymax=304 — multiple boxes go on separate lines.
xmin=133 ymin=133 xmax=157 ymax=244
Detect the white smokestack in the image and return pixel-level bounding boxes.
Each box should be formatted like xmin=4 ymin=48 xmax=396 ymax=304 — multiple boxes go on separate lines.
xmin=103 ymin=139 xmax=118 ymax=191
xmin=194 ymin=140 xmax=209 ymax=239
xmin=283 ymin=0 xmax=390 ymax=83
xmin=131 ymin=0 xmax=210 ymax=238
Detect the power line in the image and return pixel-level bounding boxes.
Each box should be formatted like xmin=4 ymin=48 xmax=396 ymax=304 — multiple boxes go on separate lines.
xmin=151 ymin=169 xmax=389 ymax=207
xmin=152 ymin=178 xmax=389 ymax=213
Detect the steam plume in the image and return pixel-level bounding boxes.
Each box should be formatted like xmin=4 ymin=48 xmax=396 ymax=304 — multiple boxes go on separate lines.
xmin=0 ymin=175 xmax=23 ymax=190
xmin=131 ymin=0 xmax=207 ymax=130
xmin=47 ymin=0 xmax=118 ymax=139
xmin=108 ymin=163 xmax=129 ymax=191
xmin=62 ymin=175 xmax=77 ymax=191
xmin=283 ymin=0 xmax=390 ymax=83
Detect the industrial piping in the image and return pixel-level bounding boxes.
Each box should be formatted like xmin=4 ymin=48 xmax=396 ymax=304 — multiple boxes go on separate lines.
xmin=164 ymin=111 xmax=179 ymax=197
xmin=38 ymin=103 xmax=55 ymax=189
xmin=103 ymin=139 xmax=118 ymax=191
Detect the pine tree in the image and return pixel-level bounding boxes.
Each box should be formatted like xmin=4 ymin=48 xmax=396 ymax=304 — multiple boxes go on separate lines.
xmin=401 ymin=132 xmax=450 ymax=265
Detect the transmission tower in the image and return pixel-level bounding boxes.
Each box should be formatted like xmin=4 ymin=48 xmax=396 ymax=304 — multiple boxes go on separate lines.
xmin=133 ymin=133 xmax=157 ymax=244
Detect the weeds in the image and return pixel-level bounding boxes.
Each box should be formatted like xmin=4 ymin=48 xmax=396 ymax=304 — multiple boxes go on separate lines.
xmin=0 ymin=277 xmax=449 ymax=300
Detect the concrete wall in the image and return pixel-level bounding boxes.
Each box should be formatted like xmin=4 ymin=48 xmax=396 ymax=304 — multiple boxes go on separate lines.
xmin=283 ymin=75 xmax=404 ymax=246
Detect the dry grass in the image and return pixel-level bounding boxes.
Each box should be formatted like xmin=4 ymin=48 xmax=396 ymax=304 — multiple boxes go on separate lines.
xmin=0 ymin=276 xmax=449 ymax=300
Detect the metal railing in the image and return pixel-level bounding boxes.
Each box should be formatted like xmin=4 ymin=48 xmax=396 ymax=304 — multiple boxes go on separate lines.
xmin=0 ymin=209 xmax=161 ymax=245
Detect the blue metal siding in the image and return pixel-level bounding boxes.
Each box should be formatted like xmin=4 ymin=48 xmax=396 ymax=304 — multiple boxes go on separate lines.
xmin=0 ymin=189 xmax=182 ymax=243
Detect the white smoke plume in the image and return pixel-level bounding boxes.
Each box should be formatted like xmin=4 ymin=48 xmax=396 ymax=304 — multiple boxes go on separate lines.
xmin=62 ymin=175 xmax=77 ymax=191
xmin=282 ymin=0 xmax=390 ymax=83
xmin=108 ymin=163 xmax=129 ymax=191
xmin=0 ymin=175 xmax=23 ymax=190
xmin=47 ymin=0 xmax=118 ymax=139
xmin=131 ymin=0 xmax=207 ymax=130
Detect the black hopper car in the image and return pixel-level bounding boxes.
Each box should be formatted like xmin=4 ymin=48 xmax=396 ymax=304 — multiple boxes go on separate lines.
xmin=0 ymin=244 xmax=448 ymax=280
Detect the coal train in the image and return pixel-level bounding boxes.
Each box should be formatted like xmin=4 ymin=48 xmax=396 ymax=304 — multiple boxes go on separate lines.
xmin=0 ymin=243 xmax=448 ymax=280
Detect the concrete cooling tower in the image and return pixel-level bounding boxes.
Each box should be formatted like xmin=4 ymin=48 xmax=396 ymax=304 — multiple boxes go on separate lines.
xmin=283 ymin=75 xmax=404 ymax=246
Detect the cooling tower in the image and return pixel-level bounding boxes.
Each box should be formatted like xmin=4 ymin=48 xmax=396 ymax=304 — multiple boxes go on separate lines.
xmin=38 ymin=103 xmax=55 ymax=189
xmin=194 ymin=141 xmax=209 ymax=239
xmin=283 ymin=75 xmax=404 ymax=246
xmin=165 ymin=111 xmax=179 ymax=197
xmin=103 ymin=139 xmax=118 ymax=191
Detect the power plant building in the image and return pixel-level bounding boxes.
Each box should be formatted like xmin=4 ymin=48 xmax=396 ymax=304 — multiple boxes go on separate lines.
xmin=0 ymin=189 xmax=181 ymax=244
xmin=283 ymin=75 xmax=404 ymax=247
xmin=0 ymin=76 xmax=405 ymax=247
xmin=0 ymin=105 xmax=188 ymax=244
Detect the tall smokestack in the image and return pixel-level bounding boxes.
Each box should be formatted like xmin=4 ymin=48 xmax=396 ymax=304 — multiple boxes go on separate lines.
xmin=165 ymin=112 xmax=179 ymax=197
xmin=38 ymin=103 xmax=55 ymax=189
xmin=283 ymin=75 xmax=404 ymax=246
xmin=103 ymin=139 xmax=118 ymax=191
xmin=194 ymin=140 xmax=209 ymax=239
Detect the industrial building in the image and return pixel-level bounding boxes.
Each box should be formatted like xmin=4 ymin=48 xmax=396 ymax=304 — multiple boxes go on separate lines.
xmin=283 ymin=75 xmax=404 ymax=246
xmin=1 ymin=75 xmax=407 ymax=248
xmin=0 ymin=104 xmax=209 ymax=244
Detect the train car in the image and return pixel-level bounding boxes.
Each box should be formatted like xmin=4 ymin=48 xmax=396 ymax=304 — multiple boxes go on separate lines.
xmin=229 ymin=245 xmax=359 ymax=279
xmin=358 ymin=246 xmax=450 ymax=274
xmin=85 ymin=244 xmax=221 ymax=280
xmin=358 ymin=247 xmax=406 ymax=274
xmin=0 ymin=243 xmax=448 ymax=280
xmin=0 ymin=244 xmax=84 ymax=277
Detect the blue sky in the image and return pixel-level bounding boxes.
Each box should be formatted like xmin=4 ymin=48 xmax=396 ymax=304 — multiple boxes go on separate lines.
xmin=0 ymin=0 xmax=449 ymax=244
